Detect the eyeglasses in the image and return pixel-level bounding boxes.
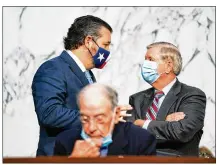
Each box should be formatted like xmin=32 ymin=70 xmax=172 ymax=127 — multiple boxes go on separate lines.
xmin=80 ymin=115 xmax=106 ymax=125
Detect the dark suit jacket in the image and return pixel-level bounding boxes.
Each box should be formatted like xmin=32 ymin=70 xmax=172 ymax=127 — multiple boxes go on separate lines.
xmin=31 ymin=50 xmax=96 ymax=156
xmin=53 ymin=122 xmax=156 ymax=156
xmin=126 ymin=79 xmax=206 ymax=156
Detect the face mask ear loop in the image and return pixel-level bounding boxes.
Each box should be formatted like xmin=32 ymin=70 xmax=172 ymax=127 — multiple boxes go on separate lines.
xmin=92 ymin=38 xmax=100 ymax=48
xmin=97 ymin=107 xmax=117 ymax=138
xmin=84 ymin=44 xmax=94 ymax=58
xmin=106 ymin=107 xmax=117 ymax=138
xmin=85 ymin=38 xmax=99 ymax=58
xmin=92 ymin=39 xmax=100 ymax=56
xmin=84 ymin=36 xmax=97 ymax=57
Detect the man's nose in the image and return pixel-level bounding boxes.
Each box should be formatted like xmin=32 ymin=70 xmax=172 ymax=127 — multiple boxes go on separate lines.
xmin=89 ymin=119 xmax=97 ymax=133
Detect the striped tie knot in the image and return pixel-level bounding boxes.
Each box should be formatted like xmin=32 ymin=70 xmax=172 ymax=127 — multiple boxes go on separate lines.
xmin=154 ymin=91 xmax=164 ymax=99
xmin=145 ymin=90 xmax=164 ymax=121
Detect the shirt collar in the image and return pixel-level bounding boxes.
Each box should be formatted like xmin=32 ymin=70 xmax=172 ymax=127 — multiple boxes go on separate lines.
xmin=161 ymin=78 xmax=177 ymax=96
xmin=66 ymin=50 xmax=86 ymax=72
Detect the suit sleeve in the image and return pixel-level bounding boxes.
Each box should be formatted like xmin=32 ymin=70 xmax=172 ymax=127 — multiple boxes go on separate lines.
xmin=139 ymin=132 xmax=156 ymax=155
xmin=53 ymin=138 xmax=67 ymax=156
xmin=130 ymin=124 xmax=156 ymax=155
xmin=32 ymin=63 xmax=79 ymax=128
xmin=147 ymin=90 xmax=206 ymax=143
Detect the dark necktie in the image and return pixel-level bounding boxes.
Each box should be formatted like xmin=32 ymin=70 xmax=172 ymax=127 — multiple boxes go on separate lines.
xmin=145 ymin=91 xmax=164 ymax=120
xmin=100 ymin=146 xmax=108 ymax=157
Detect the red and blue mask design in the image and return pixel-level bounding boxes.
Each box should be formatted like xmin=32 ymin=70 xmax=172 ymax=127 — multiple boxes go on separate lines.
xmin=88 ymin=40 xmax=111 ymax=69
xmin=93 ymin=47 xmax=110 ymax=69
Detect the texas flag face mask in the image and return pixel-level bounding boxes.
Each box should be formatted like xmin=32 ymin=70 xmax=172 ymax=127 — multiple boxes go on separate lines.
xmin=93 ymin=47 xmax=111 ymax=69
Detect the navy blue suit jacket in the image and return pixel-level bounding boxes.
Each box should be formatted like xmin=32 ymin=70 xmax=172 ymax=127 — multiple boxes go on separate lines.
xmin=31 ymin=51 xmax=96 ymax=156
xmin=54 ymin=122 xmax=156 ymax=156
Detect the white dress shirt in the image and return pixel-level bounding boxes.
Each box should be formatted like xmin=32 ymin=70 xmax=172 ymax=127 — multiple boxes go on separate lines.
xmin=66 ymin=50 xmax=86 ymax=72
xmin=142 ymin=78 xmax=177 ymax=129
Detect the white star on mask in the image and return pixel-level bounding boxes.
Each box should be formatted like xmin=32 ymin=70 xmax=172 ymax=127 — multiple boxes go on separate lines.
xmin=97 ymin=53 xmax=105 ymax=62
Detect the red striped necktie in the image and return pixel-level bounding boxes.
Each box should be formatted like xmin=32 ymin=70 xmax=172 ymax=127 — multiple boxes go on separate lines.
xmin=145 ymin=91 xmax=164 ymax=120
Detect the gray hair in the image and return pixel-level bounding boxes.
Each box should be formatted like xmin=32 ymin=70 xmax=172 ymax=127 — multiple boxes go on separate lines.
xmin=77 ymin=83 xmax=118 ymax=110
xmin=147 ymin=42 xmax=183 ymax=76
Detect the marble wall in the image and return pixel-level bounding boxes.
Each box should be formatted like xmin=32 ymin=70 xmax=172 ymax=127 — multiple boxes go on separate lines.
xmin=3 ymin=7 xmax=215 ymax=157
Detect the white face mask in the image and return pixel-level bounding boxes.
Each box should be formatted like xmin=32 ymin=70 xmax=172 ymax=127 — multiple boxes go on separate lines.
xmin=141 ymin=60 xmax=162 ymax=84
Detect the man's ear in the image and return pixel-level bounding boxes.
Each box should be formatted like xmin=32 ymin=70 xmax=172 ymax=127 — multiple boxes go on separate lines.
xmin=165 ymin=57 xmax=173 ymax=74
xmin=84 ymin=35 xmax=93 ymax=49
xmin=114 ymin=107 xmax=120 ymax=124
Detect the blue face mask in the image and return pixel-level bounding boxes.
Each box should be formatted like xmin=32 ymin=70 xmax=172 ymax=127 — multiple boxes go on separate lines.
xmin=80 ymin=130 xmax=113 ymax=148
xmin=88 ymin=40 xmax=111 ymax=69
xmin=80 ymin=108 xmax=116 ymax=148
xmin=141 ymin=60 xmax=161 ymax=84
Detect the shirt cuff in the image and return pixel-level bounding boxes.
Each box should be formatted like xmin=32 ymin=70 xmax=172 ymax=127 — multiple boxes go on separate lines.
xmin=142 ymin=120 xmax=151 ymax=129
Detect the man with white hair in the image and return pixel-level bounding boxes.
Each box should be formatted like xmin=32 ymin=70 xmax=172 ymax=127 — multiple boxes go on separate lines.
xmin=127 ymin=42 xmax=206 ymax=156
xmin=54 ymin=83 xmax=156 ymax=157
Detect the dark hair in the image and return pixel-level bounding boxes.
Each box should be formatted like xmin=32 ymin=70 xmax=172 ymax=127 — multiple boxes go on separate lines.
xmin=64 ymin=15 xmax=113 ymax=50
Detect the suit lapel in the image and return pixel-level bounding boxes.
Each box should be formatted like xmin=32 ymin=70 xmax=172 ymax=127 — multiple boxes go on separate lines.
xmin=156 ymin=79 xmax=181 ymax=120
xmin=108 ymin=123 xmax=128 ymax=156
xmin=140 ymin=88 xmax=155 ymax=119
xmin=60 ymin=51 xmax=90 ymax=86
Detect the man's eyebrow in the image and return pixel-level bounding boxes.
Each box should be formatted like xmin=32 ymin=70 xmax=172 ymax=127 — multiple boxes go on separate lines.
xmin=80 ymin=114 xmax=89 ymax=119
xmin=94 ymin=114 xmax=105 ymax=117
xmin=148 ymin=53 xmax=156 ymax=59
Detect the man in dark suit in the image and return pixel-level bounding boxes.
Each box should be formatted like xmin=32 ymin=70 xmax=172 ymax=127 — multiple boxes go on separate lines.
xmin=127 ymin=42 xmax=206 ymax=156
xmin=54 ymin=83 xmax=156 ymax=157
xmin=31 ymin=15 xmax=115 ymax=156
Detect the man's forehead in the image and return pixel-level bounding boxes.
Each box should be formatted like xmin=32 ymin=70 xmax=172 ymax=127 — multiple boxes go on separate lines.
xmin=99 ymin=27 xmax=111 ymax=38
xmin=145 ymin=47 xmax=161 ymax=58
xmin=145 ymin=52 xmax=156 ymax=59
xmin=79 ymin=97 xmax=112 ymax=114
xmin=80 ymin=108 xmax=110 ymax=117
xmin=80 ymin=110 xmax=104 ymax=116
